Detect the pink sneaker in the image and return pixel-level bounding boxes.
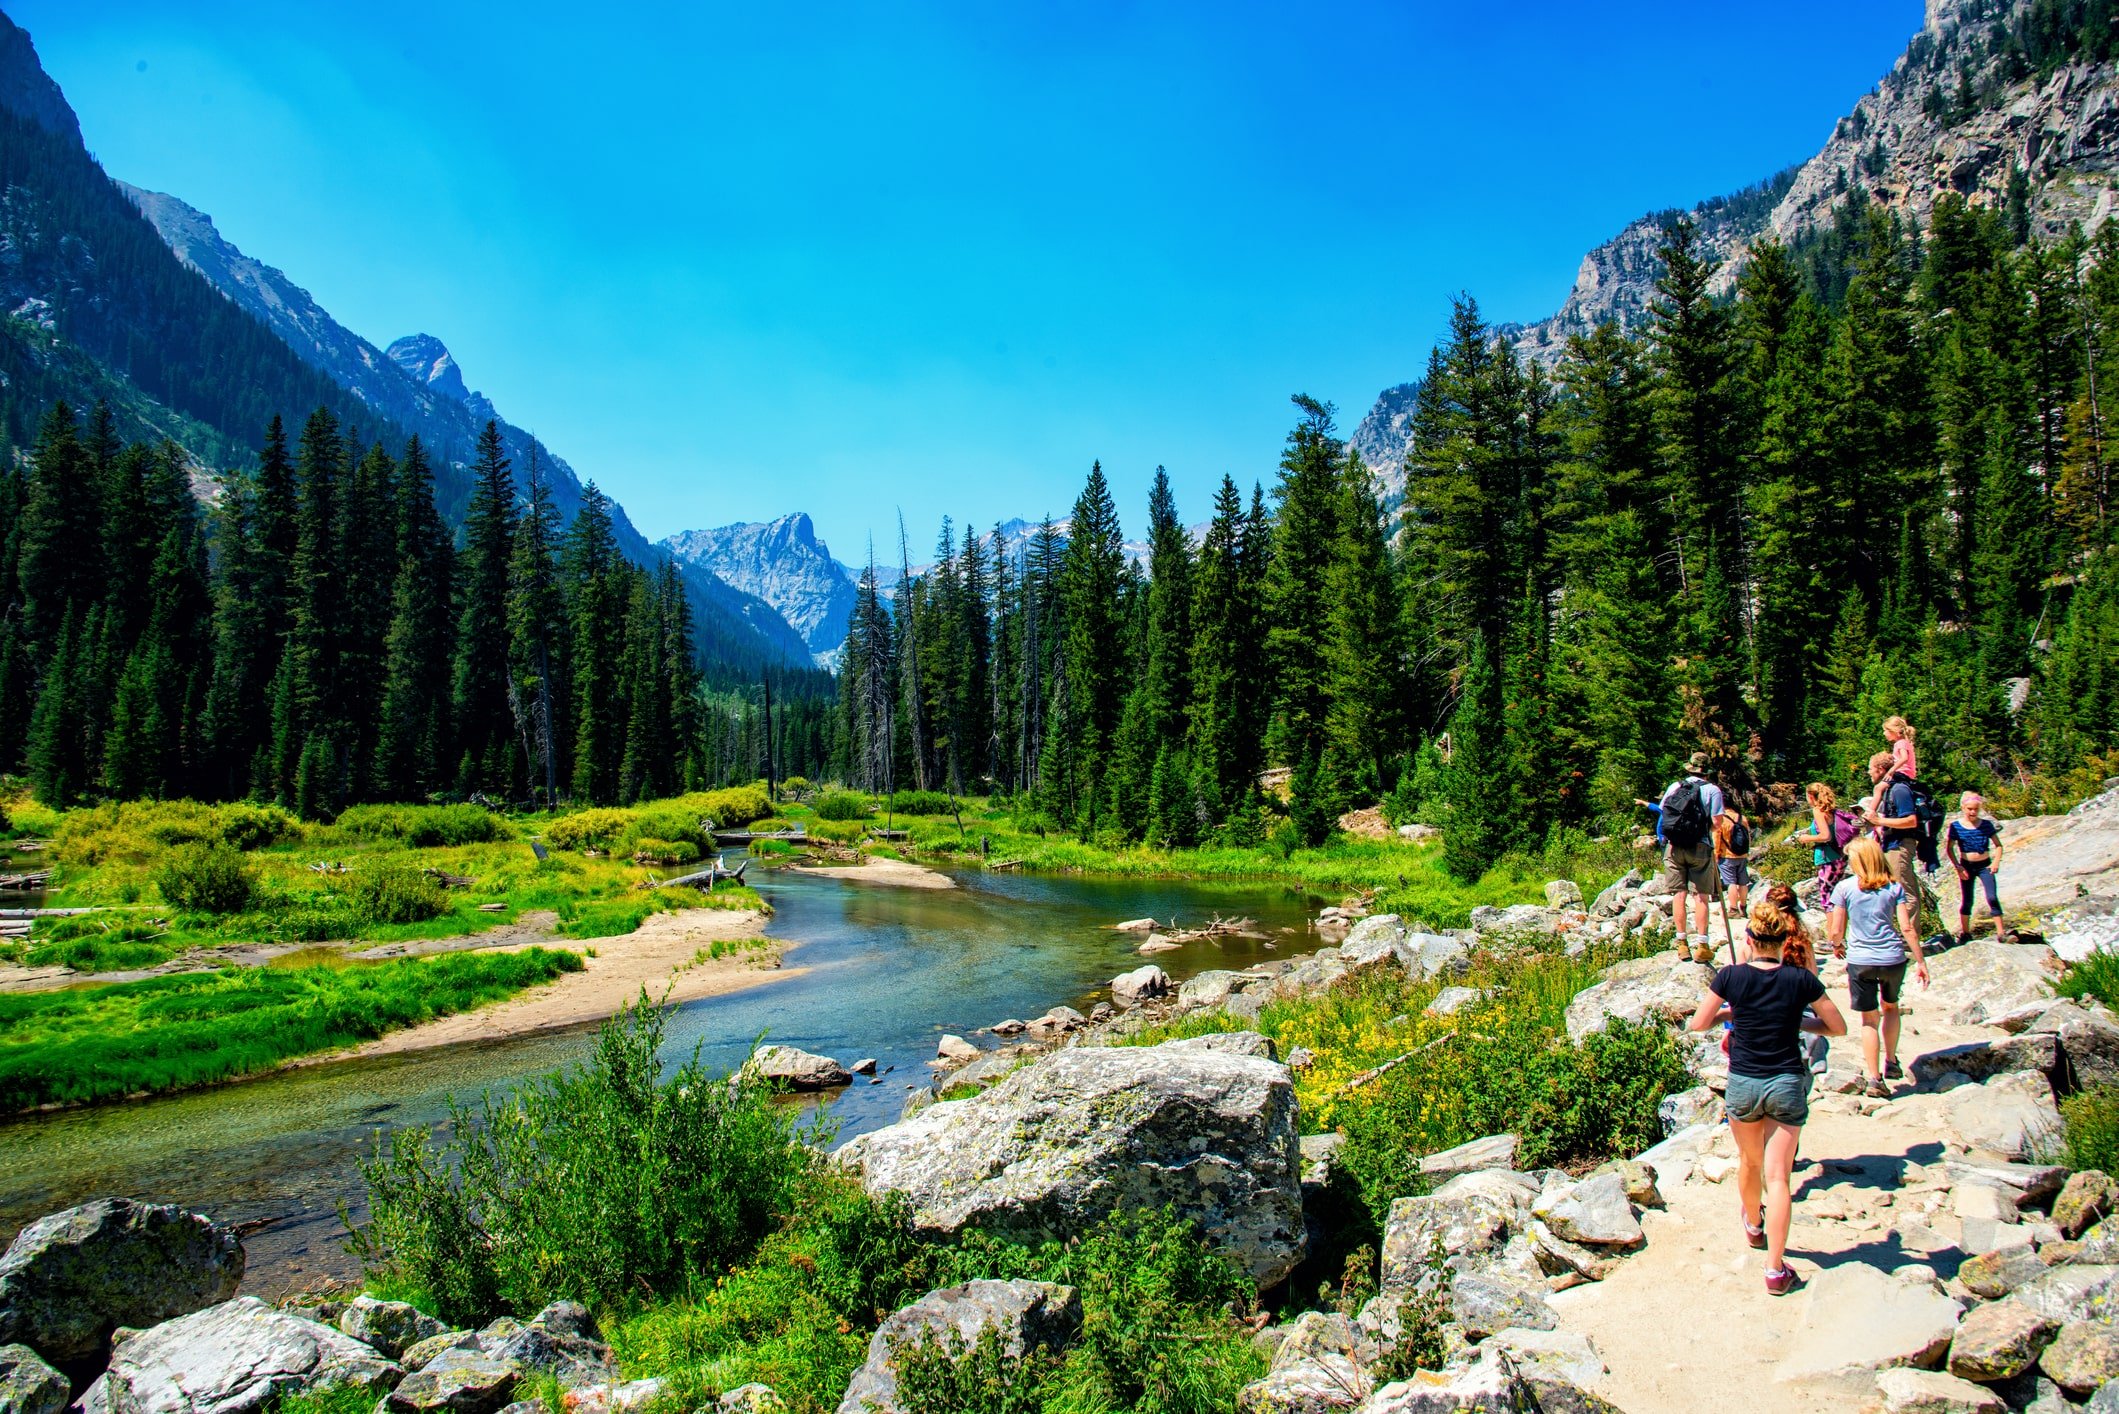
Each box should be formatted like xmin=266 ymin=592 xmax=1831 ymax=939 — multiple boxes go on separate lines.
xmin=1764 ymin=1267 xmax=1799 ymax=1296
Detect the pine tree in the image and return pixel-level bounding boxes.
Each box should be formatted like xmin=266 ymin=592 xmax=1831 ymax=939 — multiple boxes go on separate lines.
xmin=453 ymin=421 xmax=518 ymax=797
xmin=561 ymin=483 xmax=624 ymax=804
xmin=1048 ymin=463 xmax=1126 ymax=829
xmin=376 ymin=436 xmax=456 ymax=800
xmin=1322 ymin=453 xmax=1402 ymax=803
xmin=508 ymin=450 xmax=565 ymax=808
xmin=1264 ymin=397 xmax=1343 ymax=772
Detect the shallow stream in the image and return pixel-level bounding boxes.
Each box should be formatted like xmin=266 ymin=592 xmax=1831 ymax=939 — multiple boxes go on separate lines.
xmin=0 ymin=865 xmax=1322 ymax=1293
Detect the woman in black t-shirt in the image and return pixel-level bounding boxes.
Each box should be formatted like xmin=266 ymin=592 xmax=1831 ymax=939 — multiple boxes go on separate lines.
xmin=1688 ymin=902 xmax=1848 ymax=1297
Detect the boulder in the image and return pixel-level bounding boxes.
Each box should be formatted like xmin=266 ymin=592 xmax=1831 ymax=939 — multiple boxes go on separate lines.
xmin=1871 ymin=1369 xmax=2006 ymax=1414
xmin=557 ymin=1381 xmax=664 ymax=1414
xmin=850 ymin=1058 xmax=878 ymax=1076
xmin=0 ymin=1345 xmax=67 ymax=1414
xmin=1911 ymin=1035 xmax=2063 ymax=1086
xmin=1340 ymin=916 xmax=1412 ymax=970
xmin=837 ymin=1041 xmax=1306 ymax=1285
xmin=1943 ymin=1158 xmax=2068 ymax=1204
xmin=1179 ymin=970 xmax=1245 ymax=1009
xmin=1657 ymin=1085 xmax=1724 ymax=1136
xmin=1593 ymin=1160 xmax=1664 ymax=1209
xmin=1590 ymin=872 xmax=1644 ymax=919
xmin=2014 ymin=1265 xmax=2119 ymax=1325
xmin=378 ymin=1349 xmax=519 ymax=1414
xmin=103 ymin=1298 xmax=402 ymax=1414
xmin=1949 ymin=1298 xmax=2058 ymax=1381
xmin=1958 ymin=1245 xmax=2051 ymax=1300
xmin=1270 ymin=1311 xmax=1358 ymax=1371
xmin=836 ymin=1281 xmax=1080 ymax=1414
xmin=398 ymin=1331 xmax=476 ymax=1371
xmin=1564 ymin=959 xmax=1712 ymax=1043
xmin=1426 ymin=987 xmax=1483 ymax=1017
xmin=338 ymin=1296 xmax=447 ymax=1361
xmin=1925 ymin=941 xmax=2057 ymax=1026
xmin=1485 ymin=1327 xmax=1605 ymax=1387
xmin=1110 ymin=965 xmax=1172 ymax=1008
xmin=1468 ymin=905 xmax=1560 ymax=940
xmin=2029 ymin=1000 xmax=2119 ymax=1090
xmin=716 ymin=1389 xmax=785 ymax=1414
xmin=1380 ymin=1195 xmax=1512 ymax=1293
xmin=485 ymin=1302 xmax=616 ymax=1387
xmin=1449 ymin=1272 xmax=1556 ymax=1339
xmin=1362 ymin=1348 xmax=1615 ymax=1413
xmin=1528 ymin=1219 xmax=1617 ymax=1283
xmin=1167 ymin=1031 xmax=1277 ymax=1060
xmin=1275 ymin=955 xmax=1349 ymax=997
xmin=1417 ymin=1134 xmax=1520 ymax=1184
xmin=0 ymin=1199 xmax=245 ymax=1364
xmin=1942 ymin=1072 xmax=2064 ymax=1161
xmin=1299 ymin=1133 xmax=1346 ymax=1190
xmin=746 ymin=1045 xmax=851 ymax=1090
xmin=1235 ymin=1358 xmax=1370 ymax=1413
xmin=2081 ymin=1219 xmax=2119 ymax=1264
xmin=1531 ymin=1173 xmax=1643 ymax=1250
xmin=1027 ymin=1006 xmax=1087 ymax=1034
xmin=1774 ymin=1264 xmax=1963 ymax=1390
xmin=2041 ymin=1321 xmax=2119 ymax=1395
xmin=1544 ymin=880 xmax=1583 ymax=909
xmin=934 ymin=1034 xmax=979 ymax=1064
xmin=2056 ymin=1171 xmax=2119 ymax=1239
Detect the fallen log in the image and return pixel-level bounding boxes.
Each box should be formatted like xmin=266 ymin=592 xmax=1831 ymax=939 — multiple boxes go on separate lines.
xmin=422 ymin=868 xmax=474 ymax=889
xmin=1327 ymin=1033 xmax=1456 ymax=1100
xmin=0 ymin=872 xmax=51 ymax=890
xmin=647 ymin=859 xmax=750 ymax=891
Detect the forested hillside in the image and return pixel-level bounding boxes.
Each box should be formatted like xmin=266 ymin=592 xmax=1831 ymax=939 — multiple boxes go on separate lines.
xmin=846 ymin=202 xmax=2119 ymax=878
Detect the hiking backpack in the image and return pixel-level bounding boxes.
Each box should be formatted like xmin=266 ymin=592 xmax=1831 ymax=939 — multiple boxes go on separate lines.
xmin=1662 ymin=779 xmax=1712 ymax=847
xmin=1903 ymin=777 xmax=1946 ymax=871
xmin=1725 ymin=817 xmax=1752 ymax=857
xmin=1829 ymin=809 xmax=1861 ymax=852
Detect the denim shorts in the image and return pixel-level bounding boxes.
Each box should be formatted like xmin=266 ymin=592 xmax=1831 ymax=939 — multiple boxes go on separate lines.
xmin=1725 ymin=1071 xmax=1812 ymax=1125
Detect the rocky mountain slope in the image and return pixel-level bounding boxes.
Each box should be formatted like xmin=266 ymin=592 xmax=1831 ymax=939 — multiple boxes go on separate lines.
xmin=0 ymin=13 xmax=813 ymax=676
xmin=662 ymin=514 xmax=859 ymax=660
xmin=1353 ymin=0 xmax=2119 ymax=487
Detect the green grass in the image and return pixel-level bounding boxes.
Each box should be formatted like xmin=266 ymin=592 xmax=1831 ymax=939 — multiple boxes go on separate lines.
xmin=2065 ymin=1086 xmax=2119 ymax=1175
xmin=0 ymin=947 xmax=583 ymax=1110
xmin=2060 ymin=950 xmax=2119 ymax=1010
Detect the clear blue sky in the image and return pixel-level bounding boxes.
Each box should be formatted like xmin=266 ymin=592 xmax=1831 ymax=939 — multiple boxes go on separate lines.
xmin=18 ymin=0 xmax=1920 ymax=557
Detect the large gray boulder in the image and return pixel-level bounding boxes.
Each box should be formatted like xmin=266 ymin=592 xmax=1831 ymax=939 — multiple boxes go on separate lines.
xmin=338 ymin=1296 xmax=446 ymax=1361
xmin=1564 ymin=959 xmax=1712 ymax=1043
xmin=1531 ymin=1172 xmax=1643 ymax=1250
xmin=0 ymin=1199 xmax=244 ymax=1364
xmin=836 ymin=1281 xmax=1080 ymax=1414
xmin=102 ymin=1298 xmax=402 ymax=1414
xmin=1942 ymin=1072 xmax=2064 ymax=1161
xmin=1925 ymin=941 xmax=2057 ymax=1026
xmin=1911 ymin=1034 xmax=2063 ymax=1086
xmin=745 ymin=1044 xmax=851 ymax=1090
xmin=1235 ymin=1356 xmax=1370 ymax=1413
xmin=2028 ymin=1000 xmax=2119 ymax=1090
xmin=1773 ymin=1264 xmax=1962 ymax=1391
xmin=1109 ymin=965 xmax=1172 ymax=1008
xmin=485 ymin=1302 xmax=615 ymax=1387
xmin=1339 ymin=916 xmax=1412 ymax=969
xmin=0 ymin=1345 xmax=67 ymax=1414
xmin=1416 ymin=1135 xmax=1519 ymax=1184
xmin=377 ymin=1349 xmax=518 ymax=1414
xmin=837 ymin=1040 xmax=1306 ymax=1284
xmin=1468 ymin=905 xmax=1560 ymax=940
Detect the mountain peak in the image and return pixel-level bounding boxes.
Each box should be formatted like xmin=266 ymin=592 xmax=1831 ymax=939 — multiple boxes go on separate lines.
xmin=386 ymin=334 xmax=470 ymax=404
xmin=0 ymin=13 xmax=82 ymax=148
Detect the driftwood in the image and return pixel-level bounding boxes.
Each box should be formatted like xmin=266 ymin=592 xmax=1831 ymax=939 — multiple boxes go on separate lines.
xmin=7 ymin=840 xmax=46 ymax=854
xmin=0 ymin=871 xmax=51 ymax=890
xmin=712 ymin=826 xmax=807 ymax=845
xmin=422 ymin=868 xmax=474 ymax=889
xmin=307 ymin=861 xmax=349 ymax=876
xmin=647 ymin=859 xmax=749 ymax=891
xmin=1328 ymin=1033 xmax=1456 ymax=1100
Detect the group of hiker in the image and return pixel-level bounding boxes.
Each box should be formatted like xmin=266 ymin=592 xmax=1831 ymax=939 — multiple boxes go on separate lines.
xmin=1651 ymin=717 xmax=2017 ymax=1299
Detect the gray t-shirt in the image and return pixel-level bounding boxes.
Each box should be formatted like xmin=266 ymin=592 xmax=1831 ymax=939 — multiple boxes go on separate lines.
xmin=1660 ymin=776 xmax=1726 ymax=826
xmin=1831 ymin=877 xmax=1909 ymax=966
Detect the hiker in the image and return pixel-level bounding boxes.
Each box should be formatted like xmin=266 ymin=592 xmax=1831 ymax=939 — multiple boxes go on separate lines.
xmin=1714 ymin=804 xmax=1754 ymax=919
xmin=1763 ymin=881 xmax=1817 ymax=973
xmin=1633 ymin=796 xmax=1665 ymax=845
xmin=1689 ymin=901 xmax=1847 ymax=1297
xmin=1883 ymin=715 xmax=1919 ymax=781
xmin=1790 ymin=783 xmax=1856 ymax=895
xmin=1827 ymin=836 xmax=1929 ymax=1098
xmin=1863 ymin=752 xmax=1933 ymax=913
xmin=1947 ymin=791 xmax=2014 ymax=944
xmin=1658 ymin=753 xmax=1726 ymax=964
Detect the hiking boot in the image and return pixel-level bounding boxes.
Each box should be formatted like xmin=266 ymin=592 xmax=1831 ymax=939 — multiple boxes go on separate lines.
xmin=1692 ymin=943 xmax=1715 ymax=965
xmin=1865 ymin=1078 xmax=1892 ymax=1100
xmin=1764 ymin=1266 xmax=1799 ymax=1296
xmin=1884 ymin=1058 xmax=1903 ymax=1080
xmin=1955 ymin=932 xmax=1972 ymax=946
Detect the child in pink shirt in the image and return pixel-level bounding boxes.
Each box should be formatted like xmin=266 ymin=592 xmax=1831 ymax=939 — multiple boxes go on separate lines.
xmin=1883 ymin=716 xmax=1917 ymax=780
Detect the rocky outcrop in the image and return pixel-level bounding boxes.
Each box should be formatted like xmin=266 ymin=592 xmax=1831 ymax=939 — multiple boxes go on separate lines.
xmin=1773 ymin=1264 xmax=1963 ymax=1391
xmin=1563 ymin=958 xmax=1712 ymax=1043
xmin=337 ymin=1296 xmax=446 ymax=1362
xmin=836 ymin=1040 xmax=1305 ymax=1284
xmin=661 ymin=515 xmax=860 ymax=659
xmin=0 ymin=1344 xmax=67 ymax=1414
xmin=101 ymin=1298 xmax=402 ymax=1414
xmin=0 ymin=1199 xmax=244 ymax=1364
xmin=837 ymin=1281 xmax=1081 ymax=1414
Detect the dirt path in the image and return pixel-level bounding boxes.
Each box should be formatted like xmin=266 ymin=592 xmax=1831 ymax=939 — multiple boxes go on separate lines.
xmin=1556 ymin=980 xmax=1999 ymax=1413
xmin=308 ymin=906 xmax=798 ymax=1062
xmin=785 ymin=855 xmax=956 ymax=889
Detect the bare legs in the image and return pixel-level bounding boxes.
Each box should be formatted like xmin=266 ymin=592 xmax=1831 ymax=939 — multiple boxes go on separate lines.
xmin=1857 ymin=1003 xmax=1901 ymax=1081
xmin=1670 ymin=890 xmax=1708 ymax=953
xmin=1732 ymin=1115 xmax=1803 ymax=1275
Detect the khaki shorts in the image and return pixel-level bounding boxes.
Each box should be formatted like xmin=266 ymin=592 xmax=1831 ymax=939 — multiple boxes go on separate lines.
xmin=1887 ymin=844 xmax=1925 ymax=910
xmin=1662 ymin=839 xmax=1714 ymax=895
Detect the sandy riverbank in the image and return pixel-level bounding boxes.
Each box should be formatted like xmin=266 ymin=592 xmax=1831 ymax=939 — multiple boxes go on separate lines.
xmin=315 ymin=906 xmax=798 ymax=1062
xmin=786 ymin=855 xmax=956 ymax=889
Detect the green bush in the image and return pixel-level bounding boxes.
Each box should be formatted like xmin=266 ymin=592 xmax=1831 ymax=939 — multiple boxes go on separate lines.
xmin=688 ymin=785 xmax=774 ymax=828
xmin=2065 ymin=1086 xmax=2119 ymax=1175
xmin=333 ymin=803 xmax=507 ymax=848
xmin=630 ymin=838 xmax=700 ymax=865
xmin=153 ymin=843 xmax=258 ymax=914
xmin=893 ymin=1327 xmax=1058 ymax=1414
xmin=888 ymin=790 xmax=957 ymax=816
xmin=2060 ymin=951 xmax=2119 ymax=1010
xmin=25 ymin=918 xmax=178 ymax=972
xmin=546 ymin=807 xmax=636 ymax=851
xmin=215 ymin=802 xmax=301 ymax=851
xmin=352 ymin=1000 xmax=813 ymax=1325
xmin=812 ymin=791 xmax=873 ymax=822
xmin=348 ymin=859 xmax=449 ymax=926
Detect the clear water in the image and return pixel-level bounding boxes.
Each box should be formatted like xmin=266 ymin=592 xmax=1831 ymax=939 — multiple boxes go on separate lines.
xmin=0 ymin=866 xmax=1322 ymax=1295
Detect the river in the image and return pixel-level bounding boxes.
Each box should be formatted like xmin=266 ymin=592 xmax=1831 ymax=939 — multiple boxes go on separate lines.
xmin=0 ymin=865 xmax=1323 ymax=1295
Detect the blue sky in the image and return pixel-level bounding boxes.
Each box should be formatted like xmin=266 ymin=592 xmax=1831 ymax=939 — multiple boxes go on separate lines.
xmin=19 ymin=0 xmax=1920 ymax=557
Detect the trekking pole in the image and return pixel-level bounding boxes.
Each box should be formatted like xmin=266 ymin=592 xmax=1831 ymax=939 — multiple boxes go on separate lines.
xmin=1714 ymin=869 xmax=1739 ymax=966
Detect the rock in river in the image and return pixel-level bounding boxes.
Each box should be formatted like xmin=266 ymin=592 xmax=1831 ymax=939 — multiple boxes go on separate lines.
xmin=745 ymin=1045 xmax=851 ymax=1090
xmin=0 ymin=1198 xmax=244 ymax=1364
xmin=837 ymin=1039 xmax=1306 ymax=1285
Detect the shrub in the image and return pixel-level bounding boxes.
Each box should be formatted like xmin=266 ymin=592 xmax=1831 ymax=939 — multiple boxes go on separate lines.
xmin=352 ymin=1000 xmax=813 ymax=1325
xmin=25 ymin=918 xmax=179 ymax=972
xmin=2061 ymin=950 xmax=2119 ymax=1010
xmin=630 ymin=838 xmax=700 ymax=866
xmin=888 ymin=790 xmax=957 ymax=816
xmin=812 ymin=791 xmax=872 ymax=822
xmin=627 ymin=803 xmax=713 ymax=850
xmin=216 ymin=802 xmax=301 ymax=851
xmin=2065 ymin=1086 xmax=2119 ymax=1175
xmin=348 ymin=859 xmax=449 ymax=926
xmin=153 ymin=843 xmax=258 ymax=914
xmin=892 ymin=1327 xmax=1059 ymax=1413
xmin=689 ymin=785 xmax=774 ymax=828
xmin=546 ymin=807 xmax=636 ymax=851
xmin=333 ymin=803 xmax=506 ymax=848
